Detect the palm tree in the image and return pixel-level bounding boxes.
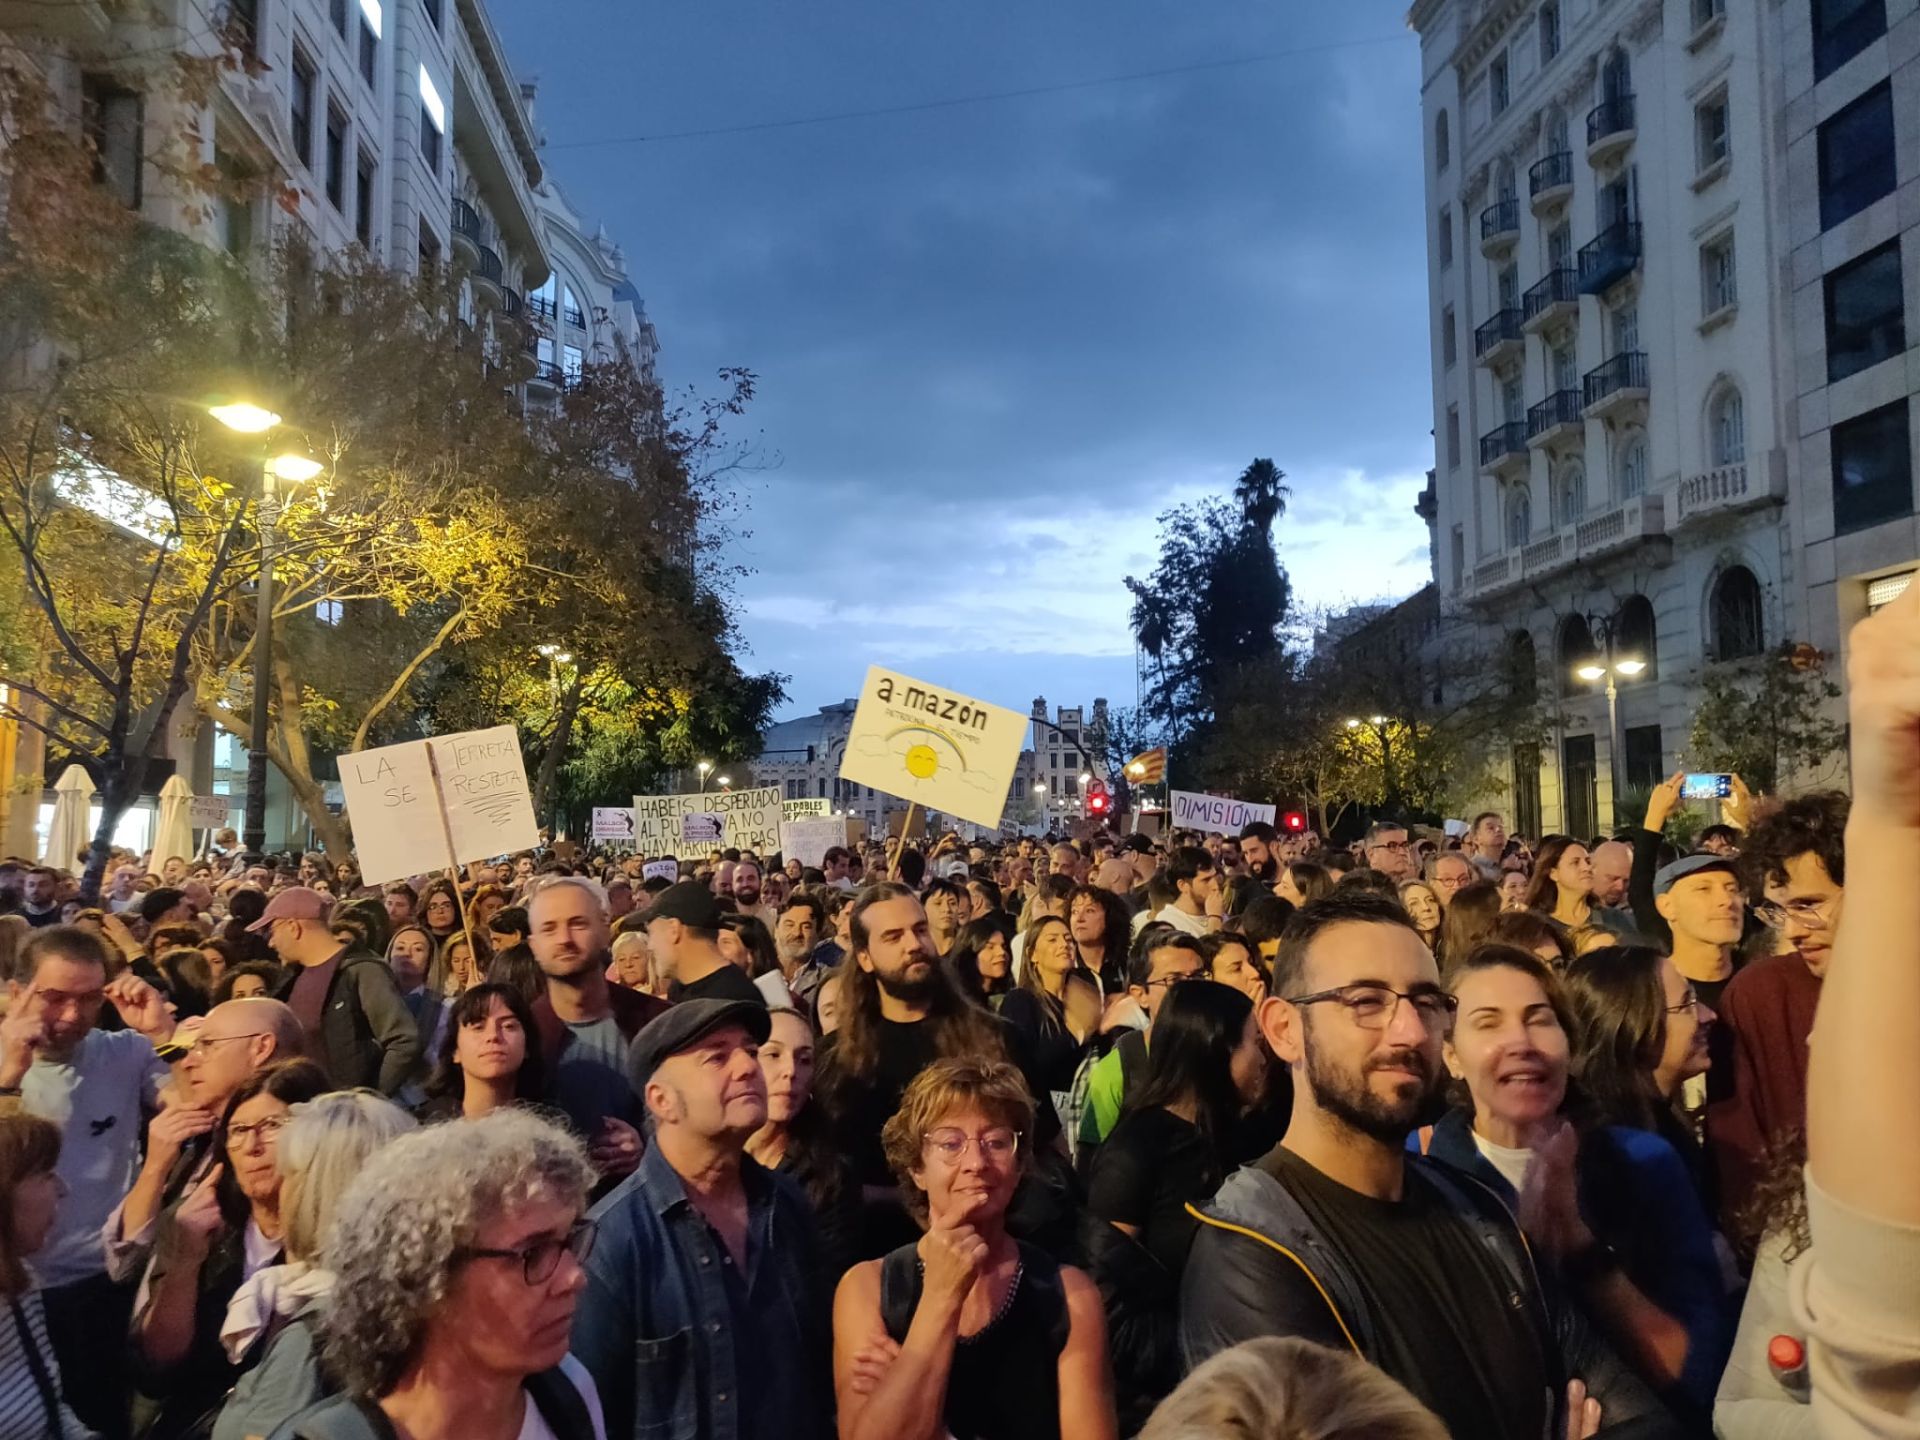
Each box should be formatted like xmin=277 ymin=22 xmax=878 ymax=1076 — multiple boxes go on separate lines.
xmin=1234 ymin=458 xmax=1289 ymax=533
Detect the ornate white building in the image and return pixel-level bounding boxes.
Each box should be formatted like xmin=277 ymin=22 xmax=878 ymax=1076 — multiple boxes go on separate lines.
xmin=1411 ymin=0 xmax=1915 ymax=833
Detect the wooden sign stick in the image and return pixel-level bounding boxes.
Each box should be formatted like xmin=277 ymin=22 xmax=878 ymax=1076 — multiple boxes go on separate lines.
xmin=889 ymin=802 xmax=919 ymax=880
xmin=424 ymin=742 xmax=481 ymax=980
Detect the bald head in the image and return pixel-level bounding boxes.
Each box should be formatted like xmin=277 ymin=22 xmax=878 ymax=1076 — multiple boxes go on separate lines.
xmin=1590 ymin=841 xmax=1632 ymax=907
xmin=182 ymin=997 xmax=307 ymax=1107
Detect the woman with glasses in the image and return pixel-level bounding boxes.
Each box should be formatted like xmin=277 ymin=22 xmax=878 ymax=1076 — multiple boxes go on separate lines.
xmin=833 ymin=1058 xmax=1117 ymax=1440
xmin=212 ymin=1091 xmax=417 ymax=1440
xmin=1564 ymin=945 xmax=1717 ymax=1202
xmin=419 ymin=880 xmax=462 ymax=947
xmin=133 ymin=1059 xmax=329 ymax=1439
xmin=1086 ymin=983 xmax=1264 ymax=1432
xmin=291 ymin=1110 xmax=605 ymax=1440
xmin=1427 ymin=946 xmax=1732 ymax=1424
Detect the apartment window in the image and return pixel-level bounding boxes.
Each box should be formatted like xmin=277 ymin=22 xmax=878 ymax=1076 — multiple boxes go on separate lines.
xmin=354 ymin=150 xmax=375 ymax=246
xmin=315 ymin=600 xmax=343 ymax=626
xmin=1437 ymin=206 xmax=1453 ymax=268
xmin=1551 ymin=342 xmax=1576 ymax=394
xmin=1825 ymin=240 xmax=1905 ymax=384
xmin=1624 ymin=725 xmax=1665 ymax=792
xmin=1539 ymin=2 xmax=1561 ymax=64
xmin=1505 ymin=487 xmax=1530 ymax=548
xmin=1710 ymin=384 xmax=1747 ymax=465
xmin=1435 ymin=110 xmax=1450 ymax=171
xmin=1700 ymin=232 xmax=1737 ymax=316
xmin=1547 ymin=222 xmax=1571 ymax=272
xmin=418 ymin=65 xmax=446 ymax=175
xmin=1450 ymin=526 xmax=1465 ymax=589
xmin=1555 ymin=461 xmax=1586 ymax=525
xmin=80 ymin=74 xmax=143 ymax=209
xmin=289 ymin=51 xmax=316 ymax=169
xmin=1442 ymin=306 xmax=1456 ymax=368
xmin=1489 ymin=52 xmax=1510 ymax=116
xmin=423 ymin=0 xmax=443 ymax=27
xmin=562 ymin=345 xmax=584 ymax=382
xmin=1831 ymin=400 xmax=1913 ymax=535
xmin=1618 ymin=432 xmax=1648 ymax=498
xmin=1613 ymin=301 xmax=1640 ymax=354
xmin=1498 ymin=264 xmax=1519 ymax=312
xmin=226 ymin=0 xmax=260 ymax=52
xmin=358 ymin=17 xmax=377 ymax=88
xmin=1446 ymin=406 xmax=1461 ymax=469
xmin=1695 ymin=92 xmax=1729 ymax=174
xmin=329 ymin=0 xmax=348 ymax=36
xmin=1692 ymin=0 xmax=1726 ymax=28
xmin=323 ymin=105 xmax=347 ymax=211
xmin=1819 ymin=83 xmax=1895 ymax=232
xmin=418 ymin=219 xmax=440 ymax=278
xmin=563 ymin=288 xmax=586 ymax=329
xmin=1813 ymin=0 xmax=1886 ymax=81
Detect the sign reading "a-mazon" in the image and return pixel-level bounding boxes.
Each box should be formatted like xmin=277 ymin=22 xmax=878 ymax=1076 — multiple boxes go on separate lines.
xmin=1169 ymin=789 xmax=1277 ymax=833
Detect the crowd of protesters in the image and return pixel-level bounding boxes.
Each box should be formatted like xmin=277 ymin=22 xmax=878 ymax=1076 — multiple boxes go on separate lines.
xmin=0 ymin=584 xmax=1913 ymax=1439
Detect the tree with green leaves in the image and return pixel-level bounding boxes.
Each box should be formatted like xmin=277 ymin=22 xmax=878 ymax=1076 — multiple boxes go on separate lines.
xmin=1688 ymin=645 xmax=1845 ymax=794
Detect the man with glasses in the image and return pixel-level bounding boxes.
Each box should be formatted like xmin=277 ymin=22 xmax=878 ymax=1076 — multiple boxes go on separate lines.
xmin=1708 ymin=792 xmax=1847 ymax=1235
xmin=1182 ymin=890 xmax=1678 ymax=1440
xmin=1425 ymin=851 xmax=1475 ymax=908
xmin=574 ymin=998 xmax=830 ymax=1440
xmin=0 ymin=926 xmax=175 ymax=1438
xmin=1362 ymin=821 xmax=1415 ymax=883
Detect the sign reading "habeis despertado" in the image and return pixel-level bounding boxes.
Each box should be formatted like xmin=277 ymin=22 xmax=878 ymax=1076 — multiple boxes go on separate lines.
xmin=630 ymin=786 xmax=783 ymax=860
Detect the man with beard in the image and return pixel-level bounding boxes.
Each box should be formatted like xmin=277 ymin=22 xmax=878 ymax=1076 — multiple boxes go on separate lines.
xmin=773 ymin=891 xmax=832 ymax=1006
xmin=1239 ymin=821 xmax=1280 ymax=887
xmin=814 ymin=884 xmax=1050 ymax=1248
xmin=644 ymin=880 xmax=765 ymax=1006
xmin=527 ymin=877 xmax=659 ymax=1175
xmin=730 ymin=858 xmax=777 ymax=929
xmin=1181 ymin=890 xmax=1680 ymax=1440
xmin=19 ymin=866 xmax=63 ymax=927
xmin=574 ymin=999 xmax=831 ymax=1440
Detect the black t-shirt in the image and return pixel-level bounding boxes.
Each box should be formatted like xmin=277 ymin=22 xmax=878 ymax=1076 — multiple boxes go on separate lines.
xmin=668 ymin=963 xmax=766 ymax=1007
xmin=1087 ymin=1107 xmax=1218 ymax=1277
xmin=1268 ymin=1147 xmax=1549 ymax=1440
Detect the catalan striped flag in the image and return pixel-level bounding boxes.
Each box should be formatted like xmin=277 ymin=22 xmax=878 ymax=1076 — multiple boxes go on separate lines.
xmin=1125 ymin=748 xmax=1167 ymax=784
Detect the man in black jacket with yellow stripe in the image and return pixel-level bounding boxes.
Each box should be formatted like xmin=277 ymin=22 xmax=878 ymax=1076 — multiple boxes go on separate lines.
xmin=1179 ymin=891 xmax=1685 ymax=1439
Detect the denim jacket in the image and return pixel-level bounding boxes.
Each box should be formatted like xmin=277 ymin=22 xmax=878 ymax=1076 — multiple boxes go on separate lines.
xmin=571 ymin=1141 xmax=830 ymax=1440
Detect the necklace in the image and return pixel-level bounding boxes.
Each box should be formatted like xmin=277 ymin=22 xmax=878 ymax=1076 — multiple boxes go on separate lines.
xmin=948 ymin=1257 xmax=1023 ymax=1345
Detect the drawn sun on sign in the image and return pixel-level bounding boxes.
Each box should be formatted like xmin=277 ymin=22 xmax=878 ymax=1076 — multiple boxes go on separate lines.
xmin=886 ymin=725 xmax=967 ymax=782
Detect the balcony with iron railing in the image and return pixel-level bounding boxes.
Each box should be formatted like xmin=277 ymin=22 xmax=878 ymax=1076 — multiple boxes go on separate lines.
xmin=528 ymin=359 xmax=566 ymax=389
xmin=1527 ymin=389 xmax=1583 ymax=447
xmin=563 ymin=305 xmax=587 ymax=330
xmin=1529 ymin=151 xmax=1574 ymax=213
xmin=1577 ymin=221 xmax=1641 ymax=295
xmin=1479 ymin=420 xmax=1528 ymax=475
xmin=1587 ymin=94 xmax=1636 ymax=161
xmin=1474 ymin=308 xmax=1525 ymax=367
xmin=1582 ymin=350 xmax=1648 ymax=416
xmin=1523 ymin=268 xmax=1579 ymax=331
xmin=500 ymin=287 xmax=522 ymax=318
xmin=1480 ymin=197 xmax=1520 ymax=257
xmin=451 ymin=199 xmax=482 ymax=259
xmin=528 ymin=294 xmax=557 ymax=322
xmin=471 ymin=245 xmax=503 ymax=294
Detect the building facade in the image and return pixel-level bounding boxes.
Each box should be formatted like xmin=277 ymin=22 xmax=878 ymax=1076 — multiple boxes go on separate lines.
xmin=1411 ymin=0 xmax=1916 ymax=833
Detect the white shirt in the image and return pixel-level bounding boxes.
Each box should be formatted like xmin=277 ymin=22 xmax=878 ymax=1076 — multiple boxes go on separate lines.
xmin=1158 ymin=904 xmax=1213 ymax=939
xmin=1471 ymin=1132 xmax=1534 ymax=1194
xmin=520 ymin=1356 xmax=607 ymax=1440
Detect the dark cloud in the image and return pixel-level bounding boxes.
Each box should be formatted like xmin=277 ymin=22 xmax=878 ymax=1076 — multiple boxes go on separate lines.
xmin=496 ymin=0 xmax=1436 ymax=718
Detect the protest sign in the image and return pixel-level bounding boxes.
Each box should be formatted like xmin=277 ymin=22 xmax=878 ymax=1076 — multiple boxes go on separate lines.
xmin=592 ymin=807 xmax=636 ymax=842
xmin=780 ymin=817 xmax=848 ymax=869
xmin=631 ymin=785 xmax=782 ymax=860
xmin=837 ymin=666 xmax=1027 ymax=830
xmin=886 ymin=808 xmax=928 ymax=841
xmin=782 ymin=798 xmax=830 ymax=820
xmin=1168 ymin=789 xmax=1277 ymax=832
xmin=187 ymin=796 xmax=230 ymax=829
xmin=338 ymin=727 xmax=539 ymax=887
xmin=642 ymin=858 xmax=680 ymax=883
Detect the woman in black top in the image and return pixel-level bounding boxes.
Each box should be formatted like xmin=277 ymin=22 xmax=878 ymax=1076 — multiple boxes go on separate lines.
xmin=949 ymin=916 xmax=1016 ymax=1006
xmin=414 ymin=983 xmax=545 ymax=1124
xmin=999 ymin=915 xmax=1098 ymax=1096
xmin=745 ymin=1007 xmax=860 ymax=1286
xmin=1085 ymin=981 xmax=1266 ymax=1431
xmin=831 ymin=1058 xmax=1117 ymax=1440
xmin=1066 ymin=885 xmax=1132 ymax=995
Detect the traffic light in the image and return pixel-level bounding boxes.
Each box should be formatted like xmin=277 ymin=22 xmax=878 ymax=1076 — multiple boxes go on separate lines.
xmin=1087 ymin=779 xmax=1111 ymax=815
xmin=1282 ymin=809 xmax=1309 ymax=834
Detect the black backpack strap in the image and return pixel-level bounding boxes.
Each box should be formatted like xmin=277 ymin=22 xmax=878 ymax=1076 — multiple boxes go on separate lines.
xmin=877 ymin=1245 xmax=921 ymax=1344
xmin=524 ymin=1366 xmax=596 ymax=1440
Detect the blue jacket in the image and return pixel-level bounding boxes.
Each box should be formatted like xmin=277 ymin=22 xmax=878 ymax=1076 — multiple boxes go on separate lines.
xmin=571 ymin=1139 xmax=831 ymax=1440
xmin=1423 ymin=1107 xmax=1735 ymax=1415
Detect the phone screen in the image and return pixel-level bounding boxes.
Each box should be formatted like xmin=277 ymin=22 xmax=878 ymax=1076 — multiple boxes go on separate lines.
xmin=1681 ymin=772 xmax=1733 ymax=800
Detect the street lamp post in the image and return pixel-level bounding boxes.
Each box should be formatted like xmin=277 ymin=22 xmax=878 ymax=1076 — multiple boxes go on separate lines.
xmin=697 ymin=759 xmax=713 ymax=792
xmin=1574 ymin=612 xmax=1646 ymax=828
xmin=210 ymin=403 xmax=322 ymax=857
xmin=1345 ymin=715 xmax=1396 ymax=809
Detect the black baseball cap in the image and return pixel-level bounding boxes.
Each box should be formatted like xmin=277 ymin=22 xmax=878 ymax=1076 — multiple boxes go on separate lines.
xmin=1654 ymin=853 xmax=1739 ymax=895
xmin=627 ymin=998 xmax=771 ymax=1092
xmin=639 ymin=879 xmax=723 ymax=929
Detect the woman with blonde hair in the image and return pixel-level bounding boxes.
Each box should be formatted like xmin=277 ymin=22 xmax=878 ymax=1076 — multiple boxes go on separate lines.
xmin=1139 ymin=1336 xmax=1448 ymax=1440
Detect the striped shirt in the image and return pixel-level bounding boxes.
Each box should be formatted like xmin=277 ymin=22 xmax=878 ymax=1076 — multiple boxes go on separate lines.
xmin=0 ymin=1289 xmax=90 ymax=1440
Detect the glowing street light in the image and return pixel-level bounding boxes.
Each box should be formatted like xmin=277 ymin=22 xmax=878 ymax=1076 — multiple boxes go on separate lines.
xmin=207 ymin=402 xmax=282 ymax=434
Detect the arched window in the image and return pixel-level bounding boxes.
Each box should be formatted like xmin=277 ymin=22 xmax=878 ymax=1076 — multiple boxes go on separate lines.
xmin=1556 ymin=460 xmax=1586 ymax=525
xmin=1616 ymin=593 xmax=1657 ymax=681
xmin=1711 ymin=566 xmax=1765 ymax=660
xmin=1617 ymin=430 xmax=1648 ymax=498
xmin=1603 ymin=48 xmax=1632 ymax=101
xmin=1506 ymin=484 xmax=1532 ymax=549
xmin=1495 ymin=157 xmax=1517 ymax=204
xmin=1540 ymin=1 xmax=1562 ymax=63
xmin=1709 ymin=383 xmax=1746 ymax=465
xmin=1507 ymin=630 xmax=1539 ymax=704
xmin=1545 ymin=105 xmax=1569 ymax=156
xmin=1559 ymin=613 xmax=1599 ymax=689
xmin=1435 ymin=110 xmax=1450 ymax=171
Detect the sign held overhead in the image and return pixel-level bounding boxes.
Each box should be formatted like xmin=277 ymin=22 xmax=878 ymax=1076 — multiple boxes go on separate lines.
xmin=837 ymin=667 xmax=1027 ymax=830
xmin=1168 ymin=789 xmax=1277 ymax=832
xmin=337 ymin=726 xmax=539 ymax=886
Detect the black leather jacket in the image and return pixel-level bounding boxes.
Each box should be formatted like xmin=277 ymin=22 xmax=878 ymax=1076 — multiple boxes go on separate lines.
xmin=1178 ymin=1149 xmax=1689 ymax=1440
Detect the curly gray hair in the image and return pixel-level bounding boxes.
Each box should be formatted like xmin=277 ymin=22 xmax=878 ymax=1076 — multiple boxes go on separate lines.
xmin=319 ymin=1109 xmax=595 ymax=1397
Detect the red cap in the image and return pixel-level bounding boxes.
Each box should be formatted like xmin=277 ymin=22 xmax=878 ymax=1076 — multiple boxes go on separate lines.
xmin=1767 ymin=1335 xmax=1806 ymax=1374
xmin=246 ymin=886 xmax=331 ymax=932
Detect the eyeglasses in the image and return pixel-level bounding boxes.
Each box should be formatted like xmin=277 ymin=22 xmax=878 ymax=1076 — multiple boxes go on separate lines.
xmin=1752 ymin=898 xmax=1835 ymax=932
xmin=193 ymin=1032 xmax=269 ymax=1052
xmin=1283 ymin=983 xmax=1458 ymax=1030
xmin=226 ymin=1115 xmax=289 ymax=1149
xmin=1664 ymin=988 xmax=1705 ymax=1015
xmin=922 ymin=1127 xmax=1020 ymax=1166
xmin=1146 ymin=970 xmax=1203 ymax=991
xmin=459 ymin=1218 xmax=598 ymax=1285
xmin=1369 ymin=840 xmax=1412 ymax=854
xmin=26 ymin=987 xmax=106 ymax=1014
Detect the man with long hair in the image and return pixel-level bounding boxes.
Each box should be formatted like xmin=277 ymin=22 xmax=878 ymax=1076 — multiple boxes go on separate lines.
xmin=815 ymin=883 xmax=1048 ymax=1252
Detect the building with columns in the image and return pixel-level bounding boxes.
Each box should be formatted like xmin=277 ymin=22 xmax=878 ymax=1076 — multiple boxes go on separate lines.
xmin=1411 ymin=0 xmax=1916 ymax=833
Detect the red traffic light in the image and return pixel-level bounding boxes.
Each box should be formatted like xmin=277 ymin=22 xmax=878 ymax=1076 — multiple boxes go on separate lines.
xmin=1282 ymin=810 xmax=1308 ymax=833
xmin=1089 ymin=792 xmax=1110 ymax=814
